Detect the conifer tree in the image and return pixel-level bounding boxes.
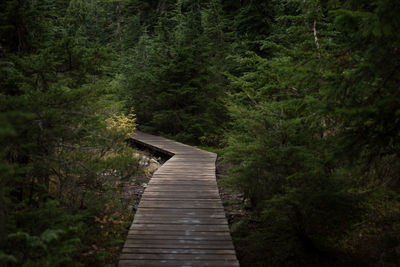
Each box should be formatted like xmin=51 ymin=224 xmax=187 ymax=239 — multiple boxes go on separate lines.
xmin=224 ymin=0 xmax=400 ymax=265
xmin=0 ymin=0 xmax=137 ymax=265
xmin=121 ymin=0 xmax=228 ymax=144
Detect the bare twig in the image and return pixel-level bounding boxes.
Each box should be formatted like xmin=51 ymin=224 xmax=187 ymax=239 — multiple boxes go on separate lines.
xmin=313 ymin=20 xmax=321 ymax=59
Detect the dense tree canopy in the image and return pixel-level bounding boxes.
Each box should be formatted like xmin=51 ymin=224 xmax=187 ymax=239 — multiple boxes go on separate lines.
xmin=223 ymin=0 xmax=400 ymax=265
xmin=1 ymin=0 xmax=137 ymax=265
xmin=1 ymin=0 xmax=399 ymax=266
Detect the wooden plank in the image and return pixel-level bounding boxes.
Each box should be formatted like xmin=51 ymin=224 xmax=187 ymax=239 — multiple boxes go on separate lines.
xmin=163 ymin=162 xmax=215 ymax=165
xmin=157 ymin=171 xmax=215 ymax=174
xmin=156 ymin=169 xmax=216 ymax=172
xmin=142 ymin=192 xmax=219 ymax=198
xmin=141 ymin=198 xmax=221 ymax=202
xmin=133 ymin=217 xmax=228 ymax=225
xmin=136 ymin=213 xmax=225 ymax=221
xmin=152 ymin=174 xmax=216 ymax=178
xmin=154 ymin=173 xmax=216 ymax=176
xmin=148 ymin=181 xmax=217 ymax=185
xmin=142 ymin=190 xmax=219 ymax=195
xmin=160 ymin=168 xmax=215 ymax=171
xmin=157 ymin=170 xmax=215 ymax=172
xmin=155 ymin=174 xmax=215 ymax=179
xmin=124 ymin=239 xmax=233 ymax=246
xmin=143 ymin=190 xmax=219 ymax=194
xmin=140 ymin=196 xmax=221 ymax=200
xmin=148 ymin=177 xmax=216 ymax=181
xmin=147 ymin=184 xmax=217 ymax=188
xmin=151 ymin=175 xmax=216 ymax=178
xmin=168 ymin=156 xmax=216 ymax=159
xmin=119 ymin=131 xmax=238 ymax=266
xmin=138 ymin=201 xmax=222 ymax=206
xmin=165 ymin=156 xmax=214 ymax=159
xmin=134 ymin=211 xmax=226 ymax=218
xmin=135 ymin=208 xmax=226 ymax=216
xmin=158 ymin=162 xmax=214 ymax=165
xmin=167 ymin=160 xmax=216 ymax=163
xmin=158 ymin=166 xmax=214 ymax=169
xmin=147 ymin=183 xmax=218 ymax=187
xmin=122 ymin=244 xmax=234 ymax=250
xmin=144 ymin=191 xmax=219 ymax=195
xmin=143 ymin=185 xmax=217 ymax=190
xmin=146 ymin=184 xmax=217 ymax=188
xmin=122 ymin=248 xmax=235 ymax=254
xmin=138 ymin=201 xmax=223 ymax=209
xmin=126 ymin=234 xmax=231 ymax=241
xmin=143 ymin=189 xmax=219 ymax=194
xmin=133 ymin=213 xmax=226 ymax=220
xmin=119 ymin=253 xmax=237 ymax=260
xmin=141 ymin=197 xmax=221 ymax=201
xmin=119 ymin=259 xmax=239 ymax=267
xmin=129 ymin=224 xmax=230 ymax=232
xmin=138 ymin=199 xmax=222 ymax=204
xmin=149 ymin=177 xmax=217 ymax=180
xmin=127 ymin=230 xmax=231 ymax=237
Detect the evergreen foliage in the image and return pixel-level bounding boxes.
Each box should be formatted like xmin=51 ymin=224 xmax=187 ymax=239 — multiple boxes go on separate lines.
xmin=223 ymin=0 xmax=400 ymax=265
xmin=120 ymin=0 xmax=228 ymax=145
xmin=1 ymin=0 xmax=137 ymax=265
xmin=1 ymin=0 xmax=399 ymax=266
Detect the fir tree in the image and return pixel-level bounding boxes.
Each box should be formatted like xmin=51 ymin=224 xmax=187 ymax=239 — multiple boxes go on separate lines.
xmin=120 ymin=0 xmax=228 ymax=145
xmin=0 ymin=0 xmax=138 ymax=265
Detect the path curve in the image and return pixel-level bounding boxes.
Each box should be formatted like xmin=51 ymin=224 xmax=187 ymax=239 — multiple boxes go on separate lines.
xmin=119 ymin=131 xmax=239 ymax=267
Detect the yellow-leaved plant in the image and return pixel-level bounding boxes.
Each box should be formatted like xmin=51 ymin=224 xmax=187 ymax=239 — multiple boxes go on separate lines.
xmin=106 ymin=110 xmax=137 ymax=138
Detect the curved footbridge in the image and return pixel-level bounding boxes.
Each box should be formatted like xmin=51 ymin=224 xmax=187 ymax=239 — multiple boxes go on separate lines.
xmin=119 ymin=131 xmax=239 ymax=267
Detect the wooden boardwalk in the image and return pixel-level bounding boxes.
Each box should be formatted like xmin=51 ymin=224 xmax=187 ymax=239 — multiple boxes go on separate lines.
xmin=119 ymin=131 xmax=239 ymax=267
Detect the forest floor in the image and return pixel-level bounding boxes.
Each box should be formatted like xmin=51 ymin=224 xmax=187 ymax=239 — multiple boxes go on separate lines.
xmin=113 ymin=150 xmax=165 ymax=264
xmin=119 ymin=151 xmax=165 ymax=213
xmin=216 ymin=158 xmax=248 ymax=228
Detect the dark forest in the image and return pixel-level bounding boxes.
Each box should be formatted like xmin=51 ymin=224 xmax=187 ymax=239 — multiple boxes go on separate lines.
xmin=1 ymin=0 xmax=399 ymax=266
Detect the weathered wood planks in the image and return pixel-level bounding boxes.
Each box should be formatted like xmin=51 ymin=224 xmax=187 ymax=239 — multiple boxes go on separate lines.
xmin=119 ymin=131 xmax=239 ymax=267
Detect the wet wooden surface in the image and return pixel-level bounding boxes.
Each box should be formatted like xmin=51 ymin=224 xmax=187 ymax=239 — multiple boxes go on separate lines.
xmin=119 ymin=131 xmax=239 ymax=266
